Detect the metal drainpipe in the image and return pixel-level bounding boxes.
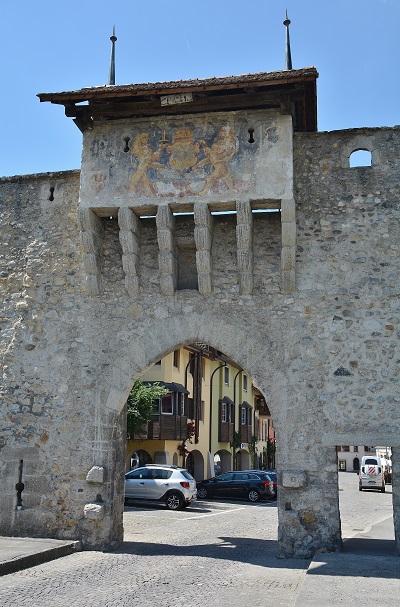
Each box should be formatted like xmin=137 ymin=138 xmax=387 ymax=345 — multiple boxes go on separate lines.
xmin=233 ymin=368 xmax=242 ymax=471
xmin=209 ymin=363 xmax=227 ymax=455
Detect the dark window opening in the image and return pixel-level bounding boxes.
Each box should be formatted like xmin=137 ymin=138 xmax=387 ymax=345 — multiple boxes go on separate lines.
xmin=177 ymin=245 xmax=198 ymax=290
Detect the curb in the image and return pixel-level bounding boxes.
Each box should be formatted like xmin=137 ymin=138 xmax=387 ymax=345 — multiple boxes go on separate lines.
xmin=0 ymin=541 xmax=81 ymax=576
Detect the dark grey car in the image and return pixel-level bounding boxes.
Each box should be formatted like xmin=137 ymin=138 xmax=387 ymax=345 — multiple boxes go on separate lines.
xmin=197 ymin=471 xmax=275 ymax=502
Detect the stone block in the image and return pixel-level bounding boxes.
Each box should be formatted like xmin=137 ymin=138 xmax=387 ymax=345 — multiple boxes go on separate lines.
xmin=86 ymin=274 xmax=101 ymax=296
xmin=119 ymin=230 xmax=140 ymax=254
xmin=83 ymin=501 xmax=105 ymax=520
xmin=118 ymin=207 xmax=139 ymax=231
xmin=281 ymin=246 xmax=295 ymax=271
xmin=282 ymin=470 xmax=307 ymax=488
xmin=83 ymin=253 xmax=100 ymax=275
xmin=236 ymin=200 xmax=252 ymax=223
xmin=237 ymin=249 xmax=253 ymax=273
xmin=281 ymin=222 xmax=296 ymax=247
xmin=156 ymin=205 xmax=174 ymax=230
xmin=194 ymin=226 xmax=212 ymax=251
xmin=160 ymin=274 xmax=175 ymax=295
xmin=281 ymin=198 xmax=296 ymax=223
xmin=198 ymin=273 xmax=212 ymax=295
xmin=86 ymin=466 xmax=105 ymax=484
xmin=157 ymin=228 xmax=174 ymax=252
xmin=194 ymin=202 xmax=213 ymax=229
xmin=240 ymin=272 xmax=253 ymax=295
xmin=158 ymin=251 xmax=176 ymax=274
xmin=125 ymin=275 xmax=139 ymax=296
xmin=196 ymin=251 xmax=211 ymax=274
xmin=122 ymin=253 xmax=139 ymax=275
xmin=282 ymin=269 xmax=295 ymax=293
xmin=236 ymin=223 xmax=252 ymax=248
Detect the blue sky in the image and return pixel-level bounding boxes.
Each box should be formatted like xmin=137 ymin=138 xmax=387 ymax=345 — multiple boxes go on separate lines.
xmin=2 ymin=0 xmax=399 ymax=177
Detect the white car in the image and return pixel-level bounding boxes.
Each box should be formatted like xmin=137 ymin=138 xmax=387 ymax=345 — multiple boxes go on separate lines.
xmin=125 ymin=464 xmax=197 ymax=510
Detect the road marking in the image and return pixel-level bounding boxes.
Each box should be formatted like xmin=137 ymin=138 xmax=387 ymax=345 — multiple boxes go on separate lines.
xmin=182 ymin=507 xmax=245 ymax=520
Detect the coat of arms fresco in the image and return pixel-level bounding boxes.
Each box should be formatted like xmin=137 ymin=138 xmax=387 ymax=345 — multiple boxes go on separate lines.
xmin=127 ymin=124 xmax=240 ymax=197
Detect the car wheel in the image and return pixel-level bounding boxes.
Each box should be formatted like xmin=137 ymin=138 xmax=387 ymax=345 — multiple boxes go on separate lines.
xmin=248 ymin=489 xmax=260 ymax=502
xmin=165 ymin=491 xmax=184 ymax=510
xmin=197 ymin=487 xmax=209 ymax=499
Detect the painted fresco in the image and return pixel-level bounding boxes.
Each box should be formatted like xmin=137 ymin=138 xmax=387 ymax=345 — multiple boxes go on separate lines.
xmin=127 ymin=124 xmax=240 ymax=197
xmin=82 ymin=113 xmax=290 ymax=202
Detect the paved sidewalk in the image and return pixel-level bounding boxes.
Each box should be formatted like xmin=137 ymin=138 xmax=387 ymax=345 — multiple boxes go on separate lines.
xmin=1 ymin=533 xmax=398 ymax=606
xmin=294 ymin=551 xmax=400 ymax=607
xmin=0 ymin=536 xmax=81 ymax=575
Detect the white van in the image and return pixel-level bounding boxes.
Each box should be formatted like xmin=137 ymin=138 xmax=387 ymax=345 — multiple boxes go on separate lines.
xmin=359 ymin=455 xmax=385 ymax=492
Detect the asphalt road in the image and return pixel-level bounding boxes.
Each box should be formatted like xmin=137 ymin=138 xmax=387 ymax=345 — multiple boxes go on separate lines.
xmin=0 ymin=472 xmax=395 ymax=607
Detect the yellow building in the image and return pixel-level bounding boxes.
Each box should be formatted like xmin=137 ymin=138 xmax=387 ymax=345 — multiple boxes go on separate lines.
xmin=126 ymin=345 xmax=274 ymax=480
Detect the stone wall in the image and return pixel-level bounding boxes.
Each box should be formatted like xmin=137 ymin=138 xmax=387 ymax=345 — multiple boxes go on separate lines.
xmin=0 ymin=126 xmax=399 ymax=556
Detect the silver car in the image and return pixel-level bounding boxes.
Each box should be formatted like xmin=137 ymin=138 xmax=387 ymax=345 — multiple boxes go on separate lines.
xmin=125 ymin=464 xmax=197 ymax=510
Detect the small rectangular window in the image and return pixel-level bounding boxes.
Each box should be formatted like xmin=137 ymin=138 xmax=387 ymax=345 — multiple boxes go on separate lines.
xmin=224 ymin=367 xmax=229 ymax=385
xmin=161 ymin=394 xmax=173 ymax=415
xmin=180 ymin=393 xmax=185 ymax=416
xmin=243 ymin=375 xmax=248 ymax=391
xmin=241 ymin=407 xmax=246 ymax=425
xmin=173 ymin=350 xmax=180 ymax=368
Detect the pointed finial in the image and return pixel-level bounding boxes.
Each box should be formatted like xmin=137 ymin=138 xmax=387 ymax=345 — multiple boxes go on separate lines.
xmin=108 ymin=26 xmax=117 ymax=86
xmin=283 ymin=10 xmax=293 ymax=71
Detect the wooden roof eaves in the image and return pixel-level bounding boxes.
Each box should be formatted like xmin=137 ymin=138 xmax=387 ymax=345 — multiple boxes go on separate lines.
xmin=37 ymin=68 xmax=318 ymax=105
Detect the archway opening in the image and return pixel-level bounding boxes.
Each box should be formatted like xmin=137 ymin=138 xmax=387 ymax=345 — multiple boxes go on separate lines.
xmin=122 ymin=343 xmax=277 ymax=513
xmin=337 ymin=444 xmax=395 ymax=554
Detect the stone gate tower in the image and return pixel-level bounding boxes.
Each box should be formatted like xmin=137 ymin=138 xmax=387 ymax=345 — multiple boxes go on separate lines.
xmin=1 ymin=58 xmax=399 ymax=556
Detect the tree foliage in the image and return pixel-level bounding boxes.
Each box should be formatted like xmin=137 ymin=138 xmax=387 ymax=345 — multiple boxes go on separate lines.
xmin=126 ymin=380 xmax=167 ymax=438
xmin=248 ymin=434 xmax=259 ymax=469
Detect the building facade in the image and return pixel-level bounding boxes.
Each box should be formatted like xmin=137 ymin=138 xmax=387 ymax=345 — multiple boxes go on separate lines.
xmin=126 ymin=346 xmax=274 ymax=480
xmin=0 ymin=66 xmax=399 ymax=557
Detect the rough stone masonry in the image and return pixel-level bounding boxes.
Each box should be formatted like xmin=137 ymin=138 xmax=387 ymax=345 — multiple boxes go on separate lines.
xmin=0 ymin=75 xmax=399 ymax=558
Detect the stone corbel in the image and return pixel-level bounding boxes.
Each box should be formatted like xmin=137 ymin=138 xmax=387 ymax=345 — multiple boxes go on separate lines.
xmin=77 ymin=208 xmax=104 ymax=296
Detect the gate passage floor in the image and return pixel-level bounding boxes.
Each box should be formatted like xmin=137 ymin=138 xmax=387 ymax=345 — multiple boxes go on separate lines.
xmin=0 ymin=473 xmax=397 ymax=606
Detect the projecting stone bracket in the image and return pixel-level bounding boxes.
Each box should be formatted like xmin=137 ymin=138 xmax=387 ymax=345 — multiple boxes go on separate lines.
xmin=83 ymin=499 xmax=105 ymax=520
xmin=281 ymin=198 xmax=296 ymax=293
xmin=86 ymin=466 xmax=105 ymax=484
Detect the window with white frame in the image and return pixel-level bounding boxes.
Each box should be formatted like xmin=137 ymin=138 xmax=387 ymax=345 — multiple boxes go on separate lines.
xmin=243 ymin=375 xmax=248 ymax=391
xmin=241 ymin=407 xmax=246 ymax=425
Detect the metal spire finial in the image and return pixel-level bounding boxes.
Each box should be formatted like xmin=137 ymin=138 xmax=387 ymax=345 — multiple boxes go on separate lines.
xmin=283 ymin=10 xmax=293 ymax=71
xmin=108 ymin=26 xmax=117 ymax=86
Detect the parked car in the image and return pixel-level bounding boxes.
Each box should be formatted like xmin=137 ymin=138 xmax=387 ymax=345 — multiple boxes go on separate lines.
xmin=246 ymin=470 xmax=278 ymax=498
xmin=196 ymin=471 xmax=275 ymax=502
xmin=125 ymin=464 xmax=197 ymax=510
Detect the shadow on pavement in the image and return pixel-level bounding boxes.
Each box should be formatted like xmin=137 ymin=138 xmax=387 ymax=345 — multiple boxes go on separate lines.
xmin=117 ymin=536 xmax=310 ymax=570
xmin=342 ymin=537 xmax=396 ymax=556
